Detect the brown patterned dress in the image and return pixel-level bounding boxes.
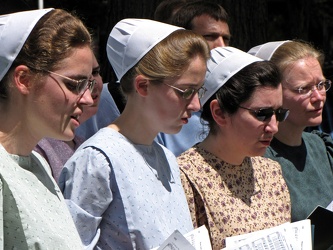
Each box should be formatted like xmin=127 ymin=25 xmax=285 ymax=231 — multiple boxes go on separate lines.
xmin=177 ymin=145 xmax=291 ymax=250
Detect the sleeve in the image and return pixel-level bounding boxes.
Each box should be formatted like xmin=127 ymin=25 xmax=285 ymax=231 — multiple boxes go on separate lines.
xmin=58 ymin=146 xmax=112 ymax=248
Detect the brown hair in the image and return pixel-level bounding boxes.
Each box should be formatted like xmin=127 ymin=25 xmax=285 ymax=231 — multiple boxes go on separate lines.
xmin=171 ymin=1 xmax=229 ymax=30
xmin=1 ymin=9 xmax=91 ymax=99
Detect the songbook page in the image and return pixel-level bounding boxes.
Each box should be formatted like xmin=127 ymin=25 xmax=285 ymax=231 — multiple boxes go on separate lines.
xmin=224 ymin=219 xmax=312 ymax=250
xmin=151 ymin=225 xmax=212 ymax=250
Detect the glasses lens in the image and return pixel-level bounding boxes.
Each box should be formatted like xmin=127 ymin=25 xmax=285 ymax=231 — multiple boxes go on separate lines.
xmin=316 ymin=81 xmax=328 ymax=93
xmin=255 ymin=108 xmax=274 ymax=121
xmin=79 ymin=79 xmax=95 ymax=95
xmin=75 ymin=79 xmax=87 ymax=94
xmin=324 ymin=80 xmax=332 ymax=92
xmin=275 ymin=108 xmax=290 ymax=122
xmin=89 ymin=79 xmax=96 ymax=92
xmin=198 ymin=87 xmax=207 ymax=99
xmin=183 ymin=89 xmax=195 ymax=99
xmin=318 ymin=82 xmax=325 ymax=91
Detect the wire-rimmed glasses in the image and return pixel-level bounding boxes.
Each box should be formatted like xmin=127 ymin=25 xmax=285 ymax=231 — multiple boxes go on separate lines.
xmin=163 ymin=82 xmax=207 ymax=99
xmin=286 ymin=79 xmax=331 ymax=97
xmin=46 ymin=70 xmax=96 ymax=96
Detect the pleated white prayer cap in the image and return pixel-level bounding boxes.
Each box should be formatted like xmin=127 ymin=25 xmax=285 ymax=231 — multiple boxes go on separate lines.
xmin=202 ymin=46 xmax=263 ymax=106
xmin=0 ymin=8 xmax=53 ymax=81
xmin=247 ymin=40 xmax=290 ymax=60
xmin=106 ymin=18 xmax=183 ymax=81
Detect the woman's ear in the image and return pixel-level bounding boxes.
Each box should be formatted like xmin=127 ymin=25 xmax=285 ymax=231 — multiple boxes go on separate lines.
xmin=210 ymin=99 xmax=228 ymax=127
xmin=13 ymin=65 xmax=33 ymax=95
xmin=134 ymin=74 xmax=149 ymax=97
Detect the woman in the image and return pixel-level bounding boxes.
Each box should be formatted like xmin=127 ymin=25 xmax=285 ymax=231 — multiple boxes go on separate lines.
xmin=59 ymin=19 xmax=210 ymax=249
xmin=34 ymin=54 xmax=105 ymax=183
xmin=0 ymin=8 xmax=95 ymax=249
xmin=177 ymin=47 xmax=291 ymax=249
xmin=249 ymin=40 xmax=333 ymax=222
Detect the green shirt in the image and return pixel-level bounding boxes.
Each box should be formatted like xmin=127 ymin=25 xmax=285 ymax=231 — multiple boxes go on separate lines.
xmin=0 ymin=145 xmax=83 ymax=249
xmin=265 ymin=131 xmax=333 ymax=222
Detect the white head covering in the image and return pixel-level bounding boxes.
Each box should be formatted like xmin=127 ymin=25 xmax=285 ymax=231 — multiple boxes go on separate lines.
xmin=201 ymin=46 xmax=263 ymax=106
xmin=0 ymin=8 xmax=53 ymax=82
xmin=247 ymin=40 xmax=290 ymax=60
xmin=106 ymin=18 xmax=183 ymax=81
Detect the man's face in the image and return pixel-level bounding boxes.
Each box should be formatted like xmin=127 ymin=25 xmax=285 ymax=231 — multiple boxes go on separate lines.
xmin=191 ymin=14 xmax=231 ymax=49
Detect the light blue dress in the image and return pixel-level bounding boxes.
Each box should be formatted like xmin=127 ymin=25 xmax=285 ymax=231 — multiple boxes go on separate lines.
xmin=59 ymin=127 xmax=193 ymax=250
xmin=0 ymin=145 xmax=83 ymax=249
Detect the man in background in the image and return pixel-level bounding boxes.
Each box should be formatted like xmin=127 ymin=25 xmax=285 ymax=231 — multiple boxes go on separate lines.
xmin=156 ymin=0 xmax=232 ymax=156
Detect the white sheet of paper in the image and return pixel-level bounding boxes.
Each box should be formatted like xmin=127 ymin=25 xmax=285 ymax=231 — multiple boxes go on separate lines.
xmin=154 ymin=230 xmax=195 ymax=250
xmin=184 ymin=225 xmax=212 ymax=250
xmin=224 ymin=219 xmax=312 ymax=250
xmin=151 ymin=225 xmax=212 ymax=250
xmin=326 ymin=200 xmax=333 ymax=211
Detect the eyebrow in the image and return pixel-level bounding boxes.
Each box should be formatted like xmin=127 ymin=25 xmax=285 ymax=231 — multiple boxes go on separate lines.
xmin=295 ymin=80 xmax=326 ymax=86
xmin=176 ymin=82 xmax=204 ymax=89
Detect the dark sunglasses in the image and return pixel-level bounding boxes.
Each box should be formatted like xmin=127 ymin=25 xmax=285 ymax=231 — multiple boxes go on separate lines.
xmin=239 ymin=106 xmax=290 ymax=122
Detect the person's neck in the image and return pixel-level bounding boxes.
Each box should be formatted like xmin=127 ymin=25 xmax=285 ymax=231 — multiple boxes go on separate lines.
xmin=0 ymin=122 xmax=38 ymax=156
xmin=274 ymin=122 xmax=304 ymax=146
xmin=199 ymin=133 xmax=245 ymax=165
xmin=109 ymin=105 xmax=156 ymax=145
xmin=0 ymin=96 xmax=40 ymax=156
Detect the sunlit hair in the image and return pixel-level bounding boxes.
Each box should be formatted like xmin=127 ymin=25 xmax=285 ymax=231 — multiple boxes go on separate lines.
xmin=171 ymin=0 xmax=229 ymax=29
xmin=1 ymin=9 xmax=91 ymax=99
xmin=201 ymin=61 xmax=281 ymax=134
xmin=270 ymin=40 xmax=324 ymax=76
xmin=120 ymin=29 xmax=210 ymax=94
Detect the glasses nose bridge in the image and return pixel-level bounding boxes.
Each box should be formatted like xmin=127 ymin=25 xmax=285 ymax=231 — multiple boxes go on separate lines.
xmin=187 ymin=92 xmax=201 ymax=111
xmin=78 ymin=85 xmax=94 ymax=105
xmin=89 ymin=79 xmax=96 ymax=92
xmin=265 ymin=110 xmax=278 ymax=122
xmin=309 ymin=83 xmax=324 ymax=97
xmin=265 ymin=109 xmax=287 ymax=122
xmin=271 ymin=110 xmax=281 ymax=122
xmin=79 ymin=79 xmax=95 ymax=95
xmin=265 ymin=114 xmax=279 ymax=133
xmin=313 ymin=82 xmax=322 ymax=91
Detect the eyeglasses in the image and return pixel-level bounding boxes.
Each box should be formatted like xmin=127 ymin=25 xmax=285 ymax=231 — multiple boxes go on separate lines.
xmin=287 ymin=79 xmax=331 ymax=96
xmin=46 ymin=70 xmax=96 ymax=96
xmin=163 ymin=83 xmax=207 ymax=99
xmin=239 ymin=106 xmax=290 ymax=122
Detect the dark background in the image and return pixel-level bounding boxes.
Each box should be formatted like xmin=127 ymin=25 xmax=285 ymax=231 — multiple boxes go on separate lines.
xmin=2 ymin=0 xmax=333 ymax=83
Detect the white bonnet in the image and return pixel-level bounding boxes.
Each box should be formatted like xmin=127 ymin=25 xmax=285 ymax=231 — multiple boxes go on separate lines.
xmin=0 ymin=8 xmax=53 ymax=81
xmin=247 ymin=40 xmax=291 ymax=60
xmin=201 ymin=46 xmax=263 ymax=106
xmin=106 ymin=18 xmax=183 ymax=81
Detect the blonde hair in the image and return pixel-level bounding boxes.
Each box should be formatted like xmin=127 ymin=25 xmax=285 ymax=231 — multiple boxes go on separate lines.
xmin=270 ymin=40 xmax=324 ymax=75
